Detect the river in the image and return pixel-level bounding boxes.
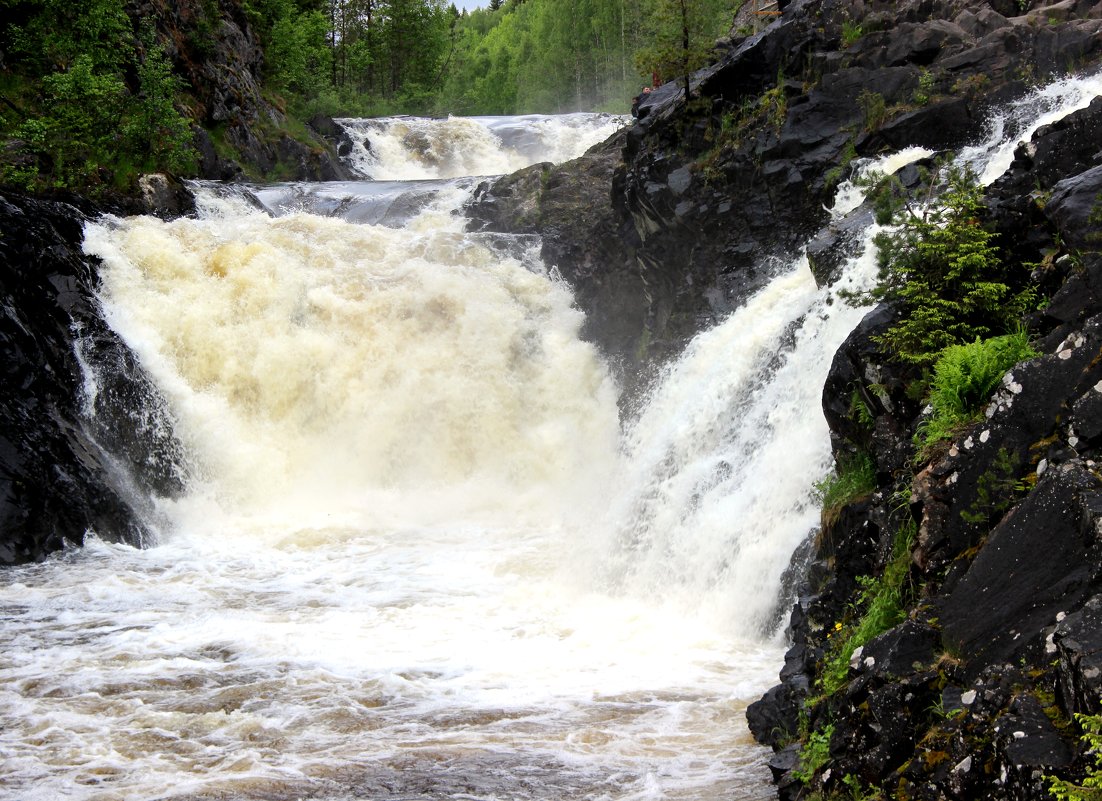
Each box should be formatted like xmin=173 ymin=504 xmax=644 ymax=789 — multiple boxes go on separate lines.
xmin=2 ymin=77 xmax=1101 ymax=799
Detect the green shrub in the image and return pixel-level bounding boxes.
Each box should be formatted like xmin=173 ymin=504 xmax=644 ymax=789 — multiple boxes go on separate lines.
xmin=915 ymin=331 xmax=1037 ymax=458
xmin=794 ymin=723 xmax=835 ymax=783
xmin=870 ymin=166 xmax=1031 ymax=366
xmin=858 ymin=89 xmax=886 ymax=131
xmin=125 ymin=20 xmax=196 ymax=174
xmin=1048 ymin=714 xmax=1102 ymax=801
xmin=814 ymin=451 xmax=876 ymax=518
xmin=841 ymin=18 xmax=863 ymax=48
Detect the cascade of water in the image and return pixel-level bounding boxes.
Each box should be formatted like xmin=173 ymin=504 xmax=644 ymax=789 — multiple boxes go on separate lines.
xmin=598 ymin=240 xmax=883 ymax=639
xmin=337 ymin=113 xmax=627 ymax=179
xmin=84 ymin=184 xmax=621 ymax=532
xmin=959 ymin=69 xmax=1102 ymax=186
xmin=597 ymin=67 xmax=1102 ymax=638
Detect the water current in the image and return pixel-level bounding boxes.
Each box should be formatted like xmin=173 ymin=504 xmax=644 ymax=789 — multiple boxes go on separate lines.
xmin=1 ymin=76 xmax=1100 ymax=800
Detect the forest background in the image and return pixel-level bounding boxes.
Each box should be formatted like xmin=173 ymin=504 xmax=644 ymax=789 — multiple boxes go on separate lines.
xmin=0 ymin=0 xmax=743 ymax=193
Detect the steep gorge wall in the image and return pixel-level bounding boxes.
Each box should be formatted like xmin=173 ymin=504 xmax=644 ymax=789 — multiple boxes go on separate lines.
xmin=132 ymin=0 xmax=350 ymax=182
xmin=748 ymin=93 xmax=1102 ymax=799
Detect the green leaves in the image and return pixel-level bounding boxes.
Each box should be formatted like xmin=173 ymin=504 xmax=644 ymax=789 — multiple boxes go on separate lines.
xmin=127 ymin=21 xmax=196 ymax=174
xmin=870 ymin=166 xmax=1027 ymax=366
xmin=1047 ymin=715 xmax=1102 ymax=801
xmin=915 ymin=331 xmax=1036 ymax=459
xmin=3 ymin=11 xmax=197 ymax=190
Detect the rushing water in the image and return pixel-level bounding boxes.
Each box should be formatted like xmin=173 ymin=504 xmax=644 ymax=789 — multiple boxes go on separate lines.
xmin=2 ymin=73 xmax=1101 ymax=800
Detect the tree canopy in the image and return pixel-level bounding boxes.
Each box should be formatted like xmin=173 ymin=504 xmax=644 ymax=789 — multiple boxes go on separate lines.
xmin=0 ymin=0 xmax=743 ymax=191
xmin=269 ymin=0 xmax=743 ymax=116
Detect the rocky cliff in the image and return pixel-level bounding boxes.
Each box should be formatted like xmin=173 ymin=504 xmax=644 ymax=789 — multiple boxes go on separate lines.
xmin=0 ymin=191 xmax=185 ymax=564
xmin=745 ymin=89 xmax=1102 ymax=797
xmin=4 ymin=0 xmax=1102 ymax=795
xmin=131 ymin=0 xmax=350 ymax=182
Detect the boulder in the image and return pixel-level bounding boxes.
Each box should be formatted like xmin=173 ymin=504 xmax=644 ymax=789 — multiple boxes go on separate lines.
xmin=940 ymin=462 xmax=1102 ymax=673
xmin=1053 ymin=594 xmax=1102 ymax=715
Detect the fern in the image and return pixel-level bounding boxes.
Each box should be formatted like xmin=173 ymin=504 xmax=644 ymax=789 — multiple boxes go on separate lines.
xmin=916 ymin=331 xmax=1037 ymax=458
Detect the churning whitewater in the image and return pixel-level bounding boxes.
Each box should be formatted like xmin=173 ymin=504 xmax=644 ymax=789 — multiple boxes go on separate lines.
xmin=2 ymin=72 xmax=1100 ymax=800
xmin=0 ymin=114 xmax=783 ymax=801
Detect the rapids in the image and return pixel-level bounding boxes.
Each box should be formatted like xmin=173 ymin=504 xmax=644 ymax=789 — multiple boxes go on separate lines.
xmin=2 ymin=70 xmax=1102 ymax=800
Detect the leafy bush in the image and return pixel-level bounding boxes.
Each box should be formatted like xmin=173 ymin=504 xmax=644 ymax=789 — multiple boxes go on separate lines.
xmin=0 ymin=3 xmax=196 ymax=190
xmin=814 ymin=451 xmax=876 ymax=519
xmin=915 ymin=331 xmax=1036 ymax=457
xmin=794 ymin=723 xmax=835 ymax=783
xmin=126 ymin=20 xmax=196 ymax=174
xmin=841 ymin=18 xmax=863 ymax=48
xmin=858 ymin=89 xmax=886 ymax=131
xmin=870 ymin=166 xmax=1031 ymax=366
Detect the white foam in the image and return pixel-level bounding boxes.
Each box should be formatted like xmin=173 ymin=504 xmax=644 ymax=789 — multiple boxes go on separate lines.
xmin=338 ymin=113 xmax=627 ymax=179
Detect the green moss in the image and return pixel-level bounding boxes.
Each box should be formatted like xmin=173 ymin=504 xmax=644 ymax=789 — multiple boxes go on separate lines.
xmin=819 ymin=521 xmax=916 ymax=696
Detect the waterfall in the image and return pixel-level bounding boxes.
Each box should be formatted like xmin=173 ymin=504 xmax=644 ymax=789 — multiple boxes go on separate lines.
xmin=1 ymin=73 xmax=1101 ymax=800
xmin=84 ymin=189 xmax=620 ymax=531
xmin=337 ymin=113 xmax=627 ymax=179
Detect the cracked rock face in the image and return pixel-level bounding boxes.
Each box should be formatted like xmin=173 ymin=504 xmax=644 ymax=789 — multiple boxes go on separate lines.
xmin=0 ymin=192 xmax=185 ymax=565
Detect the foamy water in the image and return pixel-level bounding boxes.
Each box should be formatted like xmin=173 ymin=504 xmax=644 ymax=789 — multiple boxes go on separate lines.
xmin=337 ymin=113 xmax=627 ymax=179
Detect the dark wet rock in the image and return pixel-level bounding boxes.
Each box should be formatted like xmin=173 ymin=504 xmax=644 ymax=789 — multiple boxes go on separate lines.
xmin=806 ymin=206 xmax=875 ymax=286
xmin=468 ymin=162 xmax=553 ymax=235
xmin=938 ymin=461 xmax=1102 ymax=672
xmin=856 ymin=620 xmax=941 ymax=680
xmin=821 ymin=303 xmax=919 ymax=476
xmin=1054 ymin=594 xmax=1102 ymax=715
xmin=747 ymin=682 xmax=805 ymax=747
xmin=869 ymin=97 xmax=976 ymax=151
xmin=137 ymin=173 xmax=196 ymax=219
xmin=767 ymin=744 xmax=804 ymax=801
xmin=1047 ymin=164 xmax=1102 ymax=251
xmin=0 ymin=191 xmax=184 ymax=565
xmin=995 ymin=693 xmax=1075 ymax=790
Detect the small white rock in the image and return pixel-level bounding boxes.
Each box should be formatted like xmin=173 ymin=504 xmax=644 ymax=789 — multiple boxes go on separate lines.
xmin=964 ymin=436 xmax=974 ymax=450
xmin=1037 ymin=458 xmax=1048 ymax=475
xmin=979 ymin=429 xmax=991 ymax=443
xmin=955 ymin=756 xmax=973 ymax=774
xmin=1059 ymin=349 xmax=1073 ymax=360
xmin=961 ymin=690 xmax=977 ymax=705
xmin=1013 ymin=730 xmax=1026 ymax=739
